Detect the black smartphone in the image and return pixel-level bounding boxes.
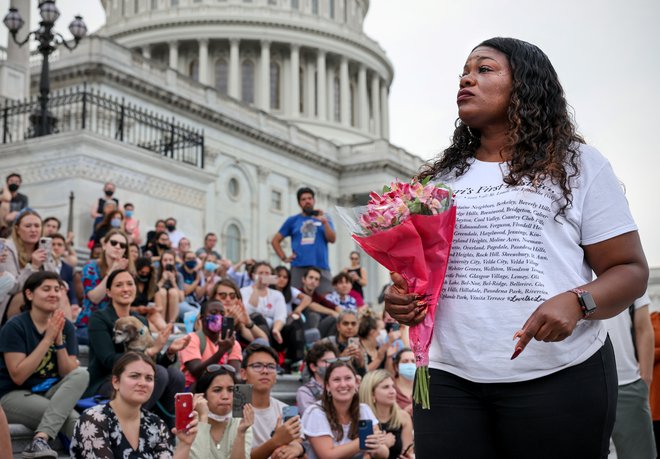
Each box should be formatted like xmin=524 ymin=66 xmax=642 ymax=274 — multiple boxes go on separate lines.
xmin=221 ymin=316 xmax=235 ymax=339
xmin=385 ymin=322 xmax=400 ymax=333
xmin=358 ymin=419 xmax=373 ymax=450
xmin=232 ymin=384 xmax=252 ymax=418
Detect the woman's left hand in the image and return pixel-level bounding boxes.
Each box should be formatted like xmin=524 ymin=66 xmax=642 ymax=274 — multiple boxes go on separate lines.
xmin=238 ymin=403 xmax=254 ymax=433
xmin=172 ymin=409 xmax=199 ymax=446
xmin=512 ymin=292 xmax=583 ymax=359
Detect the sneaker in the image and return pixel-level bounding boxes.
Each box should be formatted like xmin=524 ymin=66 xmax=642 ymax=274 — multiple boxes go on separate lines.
xmin=22 ymin=436 xmax=57 ymax=458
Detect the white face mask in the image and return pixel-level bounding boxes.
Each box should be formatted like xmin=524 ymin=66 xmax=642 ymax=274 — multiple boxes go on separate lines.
xmin=376 ymin=329 xmax=388 ymax=346
xmin=208 ymin=411 xmax=232 ymax=422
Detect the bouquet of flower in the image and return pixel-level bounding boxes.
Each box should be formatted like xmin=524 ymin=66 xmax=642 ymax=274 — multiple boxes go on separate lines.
xmin=337 ymin=177 xmax=456 ymax=409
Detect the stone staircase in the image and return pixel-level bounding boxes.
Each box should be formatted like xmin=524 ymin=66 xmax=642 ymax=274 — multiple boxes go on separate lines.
xmin=9 ymin=343 xmax=302 ymax=457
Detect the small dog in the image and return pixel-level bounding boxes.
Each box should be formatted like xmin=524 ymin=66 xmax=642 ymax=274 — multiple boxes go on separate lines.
xmin=113 ymin=316 xmax=155 ymax=353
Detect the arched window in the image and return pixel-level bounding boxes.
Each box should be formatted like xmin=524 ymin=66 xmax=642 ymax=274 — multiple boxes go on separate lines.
xmin=134 ymin=0 xmax=140 ymax=14
xmin=333 ymin=75 xmax=340 ymax=122
xmin=291 ymin=0 xmax=299 ymax=9
xmin=270 ymin=62 xmax=281 ymax=110
xmin=151 ymin=0 xmax=158 ymax=9
xmin=329 ymin=0 xmax=335 ymax=18
xmin=215 ymin=59 xmax=229 ymax=94
xmin=241 ymin=60 xmax=255 ymax=104
xmin=189 ymin=59 xmax=199 ymax=81
xmin=311 ymin=0 xmax=318 ymax=15
xmin=226 ymin=224 xmax=242 ymax=262
xmin=299 ymin=66 xmax=305 ymax=114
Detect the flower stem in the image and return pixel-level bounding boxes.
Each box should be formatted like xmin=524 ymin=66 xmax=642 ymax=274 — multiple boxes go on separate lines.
xmin=413 ymin=366 xmax=430 ymax=410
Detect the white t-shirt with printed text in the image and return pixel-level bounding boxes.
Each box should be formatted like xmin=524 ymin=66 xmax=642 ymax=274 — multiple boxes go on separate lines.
xmin=429 ymin=144 xmax=637 ymax=383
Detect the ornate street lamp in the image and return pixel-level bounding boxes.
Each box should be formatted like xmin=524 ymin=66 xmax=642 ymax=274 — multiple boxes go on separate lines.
xmin=3 ymin=1 xmax=87 ymax=137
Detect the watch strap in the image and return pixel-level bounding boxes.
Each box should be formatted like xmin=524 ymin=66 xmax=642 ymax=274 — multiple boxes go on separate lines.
xmin=569 ymin=288 xmax=596 ymax=318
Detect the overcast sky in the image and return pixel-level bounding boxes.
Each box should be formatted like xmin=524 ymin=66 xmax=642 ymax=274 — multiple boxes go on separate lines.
xmin=2 ymin=0 xmax=658 ymax=267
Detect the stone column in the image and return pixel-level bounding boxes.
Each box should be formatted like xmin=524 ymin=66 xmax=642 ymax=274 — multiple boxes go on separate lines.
xmin=228 ymin=39 xmax=240 ymax=99
xmin=326 ymin=65 xmax=336 ymax=121
xmin=259 ymin=40 xmax=271 ymax=111
xmin=5 ymin=0 xmax=30 ymax=98
xmin=371 ymin=73 xmax=381 ymax=137
xmin=142 ymin=44 xmax=152 ymax=59
xmin=357 ymin=65 xmax=368 ymax=130
xmin=168 ymin=41 xmax=179 ymax=72
xmin=380 ymin=81 xmax=390 ymax=139
xmin=339 ymin=56 xmax=350 ymax=126
xmin=305 ymin=57 xmax=316 ymax=117
xmin=316 ymin=50 xmax=327 ymax=120
xmin=198 ymin=39 xmax=209 ymax=84
xmin=289 ymin=45 xmax=300 ymax=118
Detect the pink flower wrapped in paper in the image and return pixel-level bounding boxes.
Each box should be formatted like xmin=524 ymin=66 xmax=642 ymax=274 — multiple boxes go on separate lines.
xmin=337 ymin=178 xmax=456 ymax=409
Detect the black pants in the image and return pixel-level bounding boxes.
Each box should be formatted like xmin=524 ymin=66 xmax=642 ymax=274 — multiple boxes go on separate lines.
xmin=251 ymin=313 xmax=305 ymax=363
xmin=413 ymin=337 xmax=617 ymax=459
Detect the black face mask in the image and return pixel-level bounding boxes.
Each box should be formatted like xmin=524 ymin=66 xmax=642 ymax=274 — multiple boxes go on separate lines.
xmin=157 ymin=243 xmax=169 ymax=250
xmin=8 ymin=183 xmax=19 ymax=192
xmin=104 ymin=189 xmax=114 ymax=197
xmin=166 ymin=224 xmax=176 ymax=232
xmin=137 ymin=275 xmax=151 ymax=283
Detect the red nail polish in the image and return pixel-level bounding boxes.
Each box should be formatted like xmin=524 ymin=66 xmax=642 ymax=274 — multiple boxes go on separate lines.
xmin=510 ymin=347 xmax=523 ymax=360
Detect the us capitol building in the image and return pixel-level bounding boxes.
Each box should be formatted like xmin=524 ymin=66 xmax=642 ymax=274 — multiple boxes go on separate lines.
xmin=0 ymin=0 xmax=422 ymax=302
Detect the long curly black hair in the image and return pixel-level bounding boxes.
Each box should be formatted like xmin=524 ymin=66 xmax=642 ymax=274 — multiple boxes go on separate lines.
xmin=418 ymin=37 xmax=585 ymax=217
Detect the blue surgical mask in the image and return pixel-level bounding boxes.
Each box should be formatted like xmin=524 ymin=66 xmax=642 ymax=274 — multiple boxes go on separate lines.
xmin=110 ymin=218 xmax=121 ymax=228
xmin=185 ymin=260 xmax=197 ymax=269
xmin=125 ymin=210 xmax=134 ymax=218
xmin=204 ymin=261 xmax=218 ymax=272
xmin=398 ymin=363 xmax=417 ymax=381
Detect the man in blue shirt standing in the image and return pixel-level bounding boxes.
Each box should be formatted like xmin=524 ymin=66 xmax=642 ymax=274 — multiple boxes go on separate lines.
xmin=272 ymin=187 xmax=336 ymax=295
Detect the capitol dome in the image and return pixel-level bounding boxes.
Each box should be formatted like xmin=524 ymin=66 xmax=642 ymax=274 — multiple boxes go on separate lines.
xmin=98 ymin=0 xmax=392 ymax=144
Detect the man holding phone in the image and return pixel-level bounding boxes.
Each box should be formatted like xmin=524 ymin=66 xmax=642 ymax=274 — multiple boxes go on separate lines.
xmin=178 ymin=300 xmax=243 ymax=388
xmin=240 ymin=343 xmax=305 ymax=459
xmin=271 ymin=187 xmax=335 ymax=295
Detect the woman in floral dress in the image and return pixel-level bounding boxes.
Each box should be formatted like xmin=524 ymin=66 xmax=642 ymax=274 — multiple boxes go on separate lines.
xmin=70 ymin=352 xmax=198 ymax=458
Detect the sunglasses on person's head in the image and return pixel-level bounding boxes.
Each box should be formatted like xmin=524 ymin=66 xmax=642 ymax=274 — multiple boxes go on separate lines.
xmin=205 ymin=363 xmax=236 ymax=374
xmin=216 ymin=292 xmax=237 ymax=300
xmin=109 ymin=239 xmax=127 ymax=249
xmin=324 ymin=357 xmax=352 ymax=364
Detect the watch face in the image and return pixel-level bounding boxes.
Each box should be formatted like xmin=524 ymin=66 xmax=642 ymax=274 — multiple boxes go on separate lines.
xmin=581 ymin=292 xmax=597 ymax=312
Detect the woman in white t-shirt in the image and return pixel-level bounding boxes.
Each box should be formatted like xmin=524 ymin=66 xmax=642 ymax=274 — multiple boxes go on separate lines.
xmin=240 ymin=262 xmax=306 ymax=368
xmin=301 ymin=361 xmax=389 ymax=459
xmin=274 ymin=265 xmax=312 ymax=316
xmin=385 ymin=37 xmax=648 ymax=458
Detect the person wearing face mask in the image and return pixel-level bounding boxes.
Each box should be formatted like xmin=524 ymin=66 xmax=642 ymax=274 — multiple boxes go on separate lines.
xmin=4 ymin=173 xmax=29 ymax=224
xmin=296 ymin=341 xmax=339 ymax=414
xmin=191 ymin=365 xmax=254 ymax=459
xmin=165 ymin=217 xmax=186 ymax=249
xmin=180 ymin=251 xmax=205 ymax=307
xmin=392 ymin=348 xmax=415 ymax=416
xmin=90 ymin=182 xmax=119 ymax=229
xmin=92 ymin=210 xmax=126 ymax=245
xmin=178 ymin=300 xmax=243 ymax=388
xmin=131 ymin=257 xmax=168 ymax=332
xmin=122 ymin=202 xmax=141 ymax=245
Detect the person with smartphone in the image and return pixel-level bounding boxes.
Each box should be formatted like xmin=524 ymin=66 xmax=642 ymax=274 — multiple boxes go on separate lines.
xmin=359 ymin=370 xmax=415 ymax=459
xmin=155 ymin=249 xmax=188 ymax=323
xmin=271 ymin=187 xmax=336 ymax=295
xmin=240 ymin=262 xmax=305 ymax=371
xmin=189 ymin=364 xmax=254 ymax=458
xmin=301 ymin=360 xmax=389 ymax=459
xmin=0 ymin=209 xmax=58 ymax=322
xmin=178 ymin=299 xmax=243 ymax=388
xmin=71 ymin=351 xmax=199 ymax=458
xmin=240 ymin=343 xmax=305 ymax=459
